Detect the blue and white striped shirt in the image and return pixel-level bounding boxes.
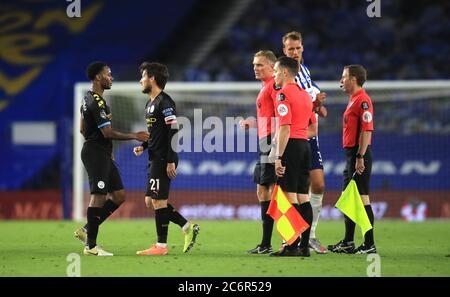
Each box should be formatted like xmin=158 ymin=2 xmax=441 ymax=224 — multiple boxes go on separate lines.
xmin=295 ymin=63 xmax=321 ymax=102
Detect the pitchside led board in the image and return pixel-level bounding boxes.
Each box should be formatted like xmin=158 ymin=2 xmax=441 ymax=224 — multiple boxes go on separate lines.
xmin=114 ymin=134 xmax=449 ymax=191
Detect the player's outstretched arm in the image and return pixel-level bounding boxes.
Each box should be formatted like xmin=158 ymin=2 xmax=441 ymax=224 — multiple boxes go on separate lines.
xmin=100 ymin=125 xmax=149 ymax=141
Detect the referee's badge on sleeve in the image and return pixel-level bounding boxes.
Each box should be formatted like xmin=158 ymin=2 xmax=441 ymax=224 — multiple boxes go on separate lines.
xmin=277 ymin=104 xmax=288 ymax=117
xmin=362 ymin=111 xmax=373 ymax=123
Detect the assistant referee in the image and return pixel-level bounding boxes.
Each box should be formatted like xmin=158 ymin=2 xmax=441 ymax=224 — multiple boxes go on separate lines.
xmin=270 ymin=56 xmax=313 ymax=257
xmin=328 ymin=64 xmax=377 ymax=254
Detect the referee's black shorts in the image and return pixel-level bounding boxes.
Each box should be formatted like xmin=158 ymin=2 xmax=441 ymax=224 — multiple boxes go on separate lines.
xmin=343 ymin=146 xmax=372 ymax=195
xmin=146 ymin=155 xmax=179 ymax=200
xmin=277 ymin=138 xmax=311 ymax=194
xmin=253 ymin=136 xmax=276 ymax=186
xmin=81 ymin=142 xmax=124 ymax=195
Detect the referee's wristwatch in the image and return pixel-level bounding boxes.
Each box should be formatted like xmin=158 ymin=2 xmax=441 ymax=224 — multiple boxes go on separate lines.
xmin=276 ymin=155 xmax=283 ymax=160
xmin=356 ymin=153 xmax=364 ymax=159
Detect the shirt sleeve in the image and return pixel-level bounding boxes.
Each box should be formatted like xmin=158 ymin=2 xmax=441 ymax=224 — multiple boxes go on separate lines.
xmin=160 ymin=100 xmax=178 ymax=162
xmin=88 ymin=98 xmax=111 ymax=129
xmin=275 ymin=92 xmax=291 ymax=126
xmin=359 ymin=98 xmax=374 ymax=131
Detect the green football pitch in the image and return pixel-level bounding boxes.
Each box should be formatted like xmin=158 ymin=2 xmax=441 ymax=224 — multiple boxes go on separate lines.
xmin=1 ymin=220 xmax=449 ymax=277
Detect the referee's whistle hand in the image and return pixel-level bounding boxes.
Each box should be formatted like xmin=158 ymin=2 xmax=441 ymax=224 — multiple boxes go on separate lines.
xmin=167 ymin=163 xmax=177 ymax=179
xmin=136 ymin=131 xmax=150 ymax=142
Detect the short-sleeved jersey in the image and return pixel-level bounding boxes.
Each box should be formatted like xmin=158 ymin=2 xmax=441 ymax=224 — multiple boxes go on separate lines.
xmin=80 ymin=91 xmax=113 ymax=153
xmin=275 ymin=83 xmax=313 ymax=140
xmin=295 ymin=63 xmax=321 ymax=102
xmin=256 ymin=77 xmax=278 ymax=139
xmin=343 ymin=88 xmax=374 ymax=148
xmin=295 ymin=63 xmax=322 ymax=138
xmin=143 ymin=91 xmax=178 ymax=162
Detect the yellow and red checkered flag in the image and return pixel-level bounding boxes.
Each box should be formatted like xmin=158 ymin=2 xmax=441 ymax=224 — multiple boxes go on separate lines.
xmin=267 ymin=185 xmax=310 ymax=245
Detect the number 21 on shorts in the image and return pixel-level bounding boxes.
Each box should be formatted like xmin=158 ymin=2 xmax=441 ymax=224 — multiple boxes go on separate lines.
xmin=149 ymin=178 xmax=160 ymax=190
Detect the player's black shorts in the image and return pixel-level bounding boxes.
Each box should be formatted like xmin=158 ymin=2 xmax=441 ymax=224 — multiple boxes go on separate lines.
xmin=343 ymin=146 xmax=372 ymax=195
xmin=253 ymin=136 xmax=276 ymax=185
xmin=308 ymin=136 xmax=324 ymax=170
xmin=277 ymin=138 xmax=311 ymax=194
xmin=81 ymin=142 xmax=124 ymax=195
xmin=146 ymin=155 xmax=179 ymax=200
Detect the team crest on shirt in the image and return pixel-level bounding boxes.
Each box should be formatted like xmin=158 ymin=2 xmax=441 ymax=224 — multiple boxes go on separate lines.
xmin=277 ymin=93 xmax=285 ymax=101
xmin=97 ymin=181 xmax=105 ymax=189
xmin=362 ymin=111 xmax=373 ymax=123
xmin=361 ymin=101 xmax=369 ymax=110
xmin=277 ymin=104 xmax=288 ymax=116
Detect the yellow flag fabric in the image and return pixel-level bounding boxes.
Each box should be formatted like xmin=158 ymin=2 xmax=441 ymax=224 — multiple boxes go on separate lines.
xmin=335 ymin=179 xmax=373 ymax=236
xmin=267 ymin=185 xmax=309 ymax=245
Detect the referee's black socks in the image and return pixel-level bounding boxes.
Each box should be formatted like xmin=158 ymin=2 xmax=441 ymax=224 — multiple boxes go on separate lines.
xmin=344 ymin=214 xmax=356 ymax=242
xmin=297 ymin=202 xmax=313 ymax=249
xmin=155 ymin=207 xmax=170 ymax=244
xmin=260 ymin=201 xmax=274 ymax=247
xmin=84 ymin=199 xmax=119 ymax=230
xmin=167 ymin=204 xmax=188 ymax=228
xmin=364 ymin=205 xmax=375 ymax=246
xmin=86 ymin=207 xmax=102 ymax=249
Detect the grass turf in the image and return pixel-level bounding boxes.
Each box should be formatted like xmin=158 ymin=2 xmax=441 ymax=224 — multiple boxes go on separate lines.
xmin=0 ymin=220 xmax=449 ymax=276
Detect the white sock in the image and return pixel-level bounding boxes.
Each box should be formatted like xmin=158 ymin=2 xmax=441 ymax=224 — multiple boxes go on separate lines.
xmin=156 ymin=242 xmax=167 ymax=248
xmin=309 ymin=192 xmax=323 ymax=239
xmin=182 ymin=222 xmax=190 ymax=233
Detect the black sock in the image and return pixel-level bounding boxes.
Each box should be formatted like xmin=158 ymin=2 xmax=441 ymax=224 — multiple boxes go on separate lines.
xmin=364 ymin=205 xmax=375 ymax=245
xmin=260 ymin=201 xmax=274 ymax=247
xmin=83 ymin=200 xmax=120 ymax=230
xmin=86 ymin=207 xmax=102 ymax=249
xmin=167 ymin=204 xmax=188 ymax=228
xmin=298 ymin=202 xmax=313 ymax=249
xmin=155 ymin=207 xmax=170 ymax=244
xmin=344 ymin=215 xmax=356 ymax=242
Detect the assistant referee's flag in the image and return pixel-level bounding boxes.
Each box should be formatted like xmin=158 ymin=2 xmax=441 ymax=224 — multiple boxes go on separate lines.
xmin=267 ymin=185 xmax=310 ymax=245
xmin=335 ymin=179 xmax=373 ymax=236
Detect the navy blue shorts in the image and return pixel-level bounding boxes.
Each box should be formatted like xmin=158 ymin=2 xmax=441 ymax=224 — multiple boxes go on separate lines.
xmin=308 ymin=137 xmax=324 ymax=170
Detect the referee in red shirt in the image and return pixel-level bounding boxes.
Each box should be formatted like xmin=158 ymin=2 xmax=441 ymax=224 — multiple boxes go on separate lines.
xmin=240 ymin=50 xmax=278 ymax=254
xmin=328 ymin=65 xmax=377 ymax=254
xmin=270 ymin=56 xmax=313 ymax=257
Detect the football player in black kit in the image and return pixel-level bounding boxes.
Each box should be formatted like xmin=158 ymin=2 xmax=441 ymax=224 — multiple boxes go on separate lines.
xmin=75 ymin=61 xmax=149 ymax=256
xmin=134 ymin=62 xmax=199 ymax=256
